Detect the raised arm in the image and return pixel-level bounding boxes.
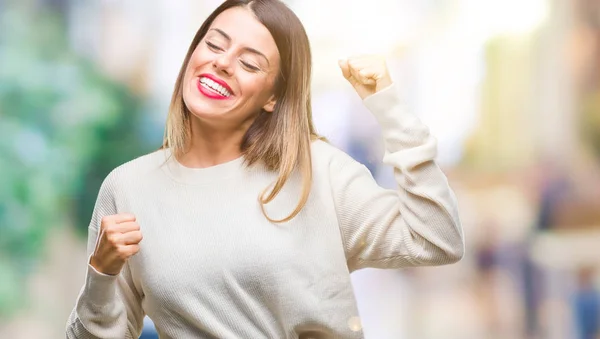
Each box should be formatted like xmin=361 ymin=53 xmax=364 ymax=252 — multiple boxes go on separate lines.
xmin=334 ymin=56 xmax=465 ymax=272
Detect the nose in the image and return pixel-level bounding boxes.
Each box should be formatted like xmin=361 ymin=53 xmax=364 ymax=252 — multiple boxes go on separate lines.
xmin=212 ymin=53 xmax=234 ymax=76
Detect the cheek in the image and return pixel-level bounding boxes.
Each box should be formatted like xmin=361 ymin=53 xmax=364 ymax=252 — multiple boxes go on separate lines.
xmin=186 ymin=47 xmax=207 ymax=74
xmin=182 ymin=63 xmax=196 ymax=86
xmin=241 ymin=76 xmax=273 ymax=98
xmin=182 ymin=66 xmax=193 ymax=86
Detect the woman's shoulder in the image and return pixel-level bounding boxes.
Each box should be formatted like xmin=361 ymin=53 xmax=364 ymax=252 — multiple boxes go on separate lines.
xmin=104 ymin=148 xmax=170 ymax=183
xmin=310 ymin=139 xmax=363 ymax=171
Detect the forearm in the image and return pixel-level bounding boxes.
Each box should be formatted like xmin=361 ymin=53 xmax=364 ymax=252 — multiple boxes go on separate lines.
xmin=66 ymin=262 xmax=131 ymax=339
xmin=367 ymin=84 xmax=464 ymax=263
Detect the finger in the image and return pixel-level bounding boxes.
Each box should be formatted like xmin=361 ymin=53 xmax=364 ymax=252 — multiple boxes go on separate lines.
xmin=348 ymin=57 xmax=386 ymax=81
xmin=101 ymin=213 xmax=136 ymax=229
xmin=104 ymin=228 xmax=142 ymax=247
xmin=359 ymin=71 xmax=377 ymax=86
xmin=350 ymin=66 xmax=376 ymax=86
xmin=119 ymin=244 xmax=140 ymax=258
xmin=338 ymin=59 xmax=352 ymax=80
xmin=107 ymin=221 xmax=141 ymax=234
xmin=121 ymin=231 xmax=143 ymax=245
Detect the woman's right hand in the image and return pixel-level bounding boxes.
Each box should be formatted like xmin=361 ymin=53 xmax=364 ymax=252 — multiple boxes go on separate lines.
xmin=90 ymin=213 xmax=143 ymax=276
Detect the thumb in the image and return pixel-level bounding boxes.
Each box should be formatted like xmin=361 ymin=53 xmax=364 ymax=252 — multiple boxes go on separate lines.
xmin=338 ymin=59 xmax=352 ymax=81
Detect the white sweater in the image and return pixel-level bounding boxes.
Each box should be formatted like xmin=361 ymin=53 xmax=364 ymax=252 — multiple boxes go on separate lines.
xmin=66 ymin=84 xmax=464 ymax=339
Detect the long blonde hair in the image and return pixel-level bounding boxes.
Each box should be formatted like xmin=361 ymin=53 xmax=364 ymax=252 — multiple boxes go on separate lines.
xmin=163 ymin=0 xmax=322 ymax=223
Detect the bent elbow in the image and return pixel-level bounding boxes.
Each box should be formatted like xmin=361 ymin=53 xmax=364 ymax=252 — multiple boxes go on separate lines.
xmin=444 ymin=242 xmax=465 ymax=264
xmin=441 ymin=229 xmax=465 ymax=264
xmin=439 ymin=218 xmax=465 ymax=264
xmin=428 ymin=233 xmax=465 ymax=265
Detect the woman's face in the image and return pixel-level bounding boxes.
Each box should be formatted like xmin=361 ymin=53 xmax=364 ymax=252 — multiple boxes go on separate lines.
xmin=182 ymin=7 xmax=281 ymax=127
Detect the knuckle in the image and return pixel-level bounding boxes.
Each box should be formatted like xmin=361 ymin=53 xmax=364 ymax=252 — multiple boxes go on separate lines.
xmin=104 ymin=223 xmax=115 ymax=233
xmin=106 ymin=233 xmax=119 ymax=245
xmin=100 ymin=216 xmax=112 ymax=228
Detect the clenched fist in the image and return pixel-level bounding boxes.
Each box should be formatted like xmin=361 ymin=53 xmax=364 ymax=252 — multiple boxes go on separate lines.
xmin=339 ymin=55 xmax=393 ymax=100
xmin=90 ymin=213 xmax=143 ymax=276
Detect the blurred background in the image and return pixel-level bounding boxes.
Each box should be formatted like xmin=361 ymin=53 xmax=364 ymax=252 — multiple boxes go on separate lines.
xmin=1 ymin=0 xmax=599 ymax=338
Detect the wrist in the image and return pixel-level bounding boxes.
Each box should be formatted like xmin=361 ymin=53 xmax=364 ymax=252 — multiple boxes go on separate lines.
xmin=376 ymin=77 xmax=393 ymax=93
xmin=89 ymin=255 xmax=118 ymax=276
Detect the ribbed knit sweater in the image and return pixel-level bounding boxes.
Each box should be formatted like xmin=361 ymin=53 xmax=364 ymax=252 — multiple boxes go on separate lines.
xmin=66 ymin=84 xmax=464 ymax=338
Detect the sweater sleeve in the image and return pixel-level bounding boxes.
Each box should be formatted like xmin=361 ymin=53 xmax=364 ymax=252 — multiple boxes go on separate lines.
xmin=66 ymin=172 xmax=145 ymax=339
xmin=331 ymin=83 xmax=465 ymax=272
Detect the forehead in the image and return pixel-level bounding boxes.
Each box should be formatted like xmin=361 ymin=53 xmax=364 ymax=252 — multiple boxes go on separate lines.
xmin=209 ymin=7 xmax=279 ymax=59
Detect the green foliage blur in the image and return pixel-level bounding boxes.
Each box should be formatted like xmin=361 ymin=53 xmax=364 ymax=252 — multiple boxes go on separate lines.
xmin=0 ymin=4 xmax=154 ymax=318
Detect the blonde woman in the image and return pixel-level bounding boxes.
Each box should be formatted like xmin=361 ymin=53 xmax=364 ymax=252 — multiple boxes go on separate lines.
xmin=66 ymin=0 xmax=464 ymax=338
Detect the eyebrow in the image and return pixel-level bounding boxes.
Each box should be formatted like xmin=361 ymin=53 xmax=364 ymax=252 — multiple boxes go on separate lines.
xmin=209 ymin=28 xmax=270 ymax=66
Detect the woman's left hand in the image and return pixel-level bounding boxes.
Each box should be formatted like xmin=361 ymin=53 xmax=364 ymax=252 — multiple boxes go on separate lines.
xmin=339 ymin=55 xmax=393 ymax=100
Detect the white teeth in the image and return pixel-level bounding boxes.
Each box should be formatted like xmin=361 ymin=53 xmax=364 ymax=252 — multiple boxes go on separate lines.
xmin=199 ymin=77 xmax=232 ymax=97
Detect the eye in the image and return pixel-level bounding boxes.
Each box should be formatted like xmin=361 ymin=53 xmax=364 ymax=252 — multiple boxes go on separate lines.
xmin=240 ymin=60 xmax=260 ymax=72
xmin=206 ymin=41 xmax=224 ymax=52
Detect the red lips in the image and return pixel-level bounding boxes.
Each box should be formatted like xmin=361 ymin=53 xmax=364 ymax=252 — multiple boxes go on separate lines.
xmin=199 ymin=73 xmax=234 ymax=95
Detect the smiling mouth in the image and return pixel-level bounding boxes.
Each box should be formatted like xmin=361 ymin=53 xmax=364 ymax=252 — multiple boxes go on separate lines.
xmin=198 ymin=76 xmax=232 ymax=97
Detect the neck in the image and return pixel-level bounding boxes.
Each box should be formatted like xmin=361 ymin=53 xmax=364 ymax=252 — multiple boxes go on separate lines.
xmin=178 ymin=116 xmax=252 ymax=168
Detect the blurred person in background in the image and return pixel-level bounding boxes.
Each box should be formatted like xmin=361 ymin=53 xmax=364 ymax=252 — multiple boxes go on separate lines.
xmin=65 ymin=0 xmax=464 ymax=338
xmin=573 ymin=266 xmax=600 ymax=339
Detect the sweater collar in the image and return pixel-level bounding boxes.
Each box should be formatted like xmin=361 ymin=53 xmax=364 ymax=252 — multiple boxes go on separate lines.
xmin=161 ymin=149 xmax=246 ymax=185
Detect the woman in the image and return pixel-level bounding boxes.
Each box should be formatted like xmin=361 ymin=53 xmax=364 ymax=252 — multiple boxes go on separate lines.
xmin=66 ymin=0 xmax=464 ymax=338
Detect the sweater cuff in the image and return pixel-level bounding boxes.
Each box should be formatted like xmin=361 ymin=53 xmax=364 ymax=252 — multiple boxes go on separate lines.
xmin=362 ymin=82 xmax=400 ymax=115
xmin=362 ymin=82 xmax=419 ymax=137
xmin=361 ymin=83 xmax=413 ymax=131
xmin=83 ymin=255 xmax=119 ymax=306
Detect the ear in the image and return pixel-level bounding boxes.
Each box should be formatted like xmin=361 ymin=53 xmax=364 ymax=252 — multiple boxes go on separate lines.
xmin=262 ymin=94 xmax=277 ymax=113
